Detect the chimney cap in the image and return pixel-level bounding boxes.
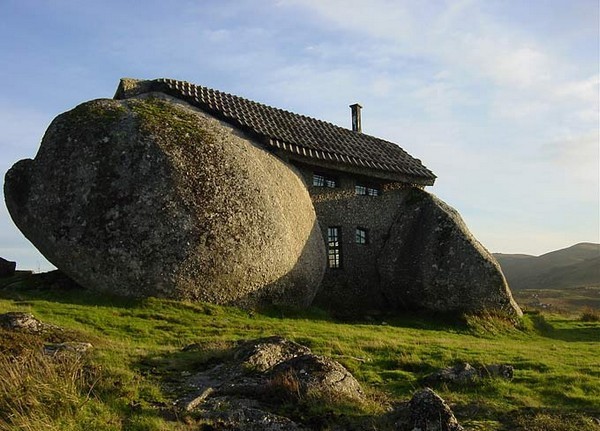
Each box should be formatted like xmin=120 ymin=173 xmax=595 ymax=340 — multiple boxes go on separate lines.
xmin=350 ymin=103 xmax=362 ymax=133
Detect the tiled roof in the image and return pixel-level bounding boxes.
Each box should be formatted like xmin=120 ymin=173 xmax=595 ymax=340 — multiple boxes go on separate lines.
xmin=118 ymin=78 xmax=436 ymax=184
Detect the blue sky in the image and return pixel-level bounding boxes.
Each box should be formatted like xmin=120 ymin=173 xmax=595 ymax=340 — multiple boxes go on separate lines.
xmin=1 ymin=0 xmax=598 ymax=270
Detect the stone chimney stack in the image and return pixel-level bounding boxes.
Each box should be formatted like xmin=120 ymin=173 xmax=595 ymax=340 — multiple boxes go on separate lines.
xmin=350 ymin=103 xmax=362 ymax=133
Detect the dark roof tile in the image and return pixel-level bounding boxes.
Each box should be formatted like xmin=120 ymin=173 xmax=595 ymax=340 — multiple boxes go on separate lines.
xmin=118 ymin=78 xmax=436 ymax=184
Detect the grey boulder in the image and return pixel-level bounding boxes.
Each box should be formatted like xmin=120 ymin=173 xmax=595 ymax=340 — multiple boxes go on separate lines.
xmin=378 ymin=188 xmax=522 ymax=316
xmin=4 ymin=95 xmax=326 ymax=307
xmin=409 ymin=388 xmax=464 ymax=431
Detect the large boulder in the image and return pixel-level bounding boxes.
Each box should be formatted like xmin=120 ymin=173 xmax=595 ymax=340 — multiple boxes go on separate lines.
xmin=378 ymin=188 xmax=522 ymax=316
xmin=4 ymin=94 xmax=326 ymax=307
xmin=0 ymin=257 xmax=16 ymax=277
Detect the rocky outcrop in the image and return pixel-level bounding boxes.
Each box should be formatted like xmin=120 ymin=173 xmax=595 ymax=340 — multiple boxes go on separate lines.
xmin=176 ymin=337 xmax=363 ymax=429
xmin=378 ymin=188 xmax=522 ymax=316
xmin=182 ymin=336 xmax=364 ymax=406
xmin=269 ymin=353 xmax=364 ymax=402
xmin=4 ymin=95 xmax=326 ymax=307
xmin=0 ymin=257 xmax=16 ymax=277
xmin=0 ymin=312 xmax=51 ymax=333
xmin=234 ymin=336 xmax=312 ymax=372
xmin=409 ymin=388 xmax=464 ymax=431
xmin=0 ymin=312 xmax=92 ymax=357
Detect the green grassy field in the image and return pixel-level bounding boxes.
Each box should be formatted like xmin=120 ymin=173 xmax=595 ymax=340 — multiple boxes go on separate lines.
xmin=1 ymin=273 xmax=599 ymax=430
xmin=513 ymin=285 xmax=600 ymax=313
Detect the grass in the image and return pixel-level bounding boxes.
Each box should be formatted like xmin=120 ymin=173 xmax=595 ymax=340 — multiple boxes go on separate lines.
xmin=513 ymin=286 xmax=600 ymax=312
xmin=0 ymin=272 xmax=599 ymax=430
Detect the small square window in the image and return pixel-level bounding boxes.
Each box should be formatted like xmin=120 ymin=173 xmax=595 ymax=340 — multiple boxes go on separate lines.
xmin=355 ymin=183 xmax=379 ymax=196
xmin=314 ymin=173 xmax=337 ymax=188
xmin=355 ymin=228 xmax=368 ymax=245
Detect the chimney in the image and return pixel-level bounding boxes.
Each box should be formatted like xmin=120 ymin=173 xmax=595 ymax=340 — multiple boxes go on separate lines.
xmin=350 ymin=103 xmax=362 ymax=133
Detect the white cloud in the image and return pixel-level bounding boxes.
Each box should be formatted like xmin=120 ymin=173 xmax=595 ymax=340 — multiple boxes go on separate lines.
xmin=1 ymin=0 xmax=597 ymax=262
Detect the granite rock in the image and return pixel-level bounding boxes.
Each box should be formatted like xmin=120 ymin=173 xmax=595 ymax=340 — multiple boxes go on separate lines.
xmin=409 ymin=388 xmax=463 ymax=431
xmin=4 ymin=95 xmax=326 ymax=307
xmin=378 ymin=188 xmax=522 ymax=316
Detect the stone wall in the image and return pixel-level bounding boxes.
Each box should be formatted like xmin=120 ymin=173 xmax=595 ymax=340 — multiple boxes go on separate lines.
xmin=292 ymin=164 xmax=410 ymax=314
xmin=286 ymin=164 xmax=521 ymax=317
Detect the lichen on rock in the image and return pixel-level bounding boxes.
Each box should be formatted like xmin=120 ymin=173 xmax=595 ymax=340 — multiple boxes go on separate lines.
xmin=378 ymin=188 xmax=522 ymax=316
xmin=4 ymin=94 xmax=326 ymax=307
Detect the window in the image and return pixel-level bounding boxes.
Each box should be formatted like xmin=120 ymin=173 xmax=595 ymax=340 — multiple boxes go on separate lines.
xmin=355 ymin=228 xmax=368 ymax=245
xmin=355 ymin=185 xmax=366 ymax=195
xmin=355 ymin=183 xmax=379 ymax=196
xmin=327 ymin=227 xmax=341 ymax=268
xmin=313 ymin=173 xmax=337 ymax=188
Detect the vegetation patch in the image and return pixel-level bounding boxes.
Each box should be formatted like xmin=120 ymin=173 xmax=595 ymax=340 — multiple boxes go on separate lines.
xmin=1 ymin=272 xmax=598 ymax=430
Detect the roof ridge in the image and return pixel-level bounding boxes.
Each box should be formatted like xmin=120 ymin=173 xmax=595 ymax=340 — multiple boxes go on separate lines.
xmin=128 ymin=78 xmax=436 ymax=184
xmin=159 ymin=78 xmax=397 ymax=142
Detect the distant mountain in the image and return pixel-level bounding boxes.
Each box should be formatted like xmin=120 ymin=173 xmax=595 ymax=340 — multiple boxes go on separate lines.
xmin=494 ymin=243 xmax=600 ymax=290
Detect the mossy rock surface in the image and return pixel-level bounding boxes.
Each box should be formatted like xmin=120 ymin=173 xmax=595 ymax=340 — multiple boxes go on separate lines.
xmin=4 ymin=95 xmax=326 ymax=307
xmin=378 ymin=188 xmax=522 ymax=316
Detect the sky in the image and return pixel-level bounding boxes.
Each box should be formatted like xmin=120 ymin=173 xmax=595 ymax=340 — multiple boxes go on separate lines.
xmin=0 ymin=0 xmax=598 ymax=271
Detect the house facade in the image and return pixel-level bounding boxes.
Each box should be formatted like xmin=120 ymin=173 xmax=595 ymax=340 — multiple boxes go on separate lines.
xmin=115 ymin=78 xmax=437 ymax=312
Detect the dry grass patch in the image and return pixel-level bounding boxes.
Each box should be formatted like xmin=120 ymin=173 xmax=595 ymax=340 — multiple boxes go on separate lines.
xmin=0 ymin=349 xmax=101 ymax=431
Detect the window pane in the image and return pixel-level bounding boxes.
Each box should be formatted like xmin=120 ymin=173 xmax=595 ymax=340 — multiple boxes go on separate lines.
xmin=355 ymin=185 xmax=367 ymax=195
xmin=367 ymin=187 xmax=379 ymax=196
xmin=325 ymin=178 xmax=337 ymax=188
xmin=327 ymin=227 xmax=341 ymax=268
xmin=313 ymin=174 xmax=325 ymax=187
xmin=356 ymin=228 xmax=367 ymax=244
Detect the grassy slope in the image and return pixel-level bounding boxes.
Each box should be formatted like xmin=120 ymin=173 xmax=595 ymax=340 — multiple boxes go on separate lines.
xmin=1 ymin=273 xmax=599 ymax=431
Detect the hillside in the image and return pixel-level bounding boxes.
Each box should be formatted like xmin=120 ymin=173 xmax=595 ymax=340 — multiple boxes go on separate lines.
xmin=494 ymin=243 xmax=600 ymax=290
xmin=0 ymin=272 xmax=599 ymax=431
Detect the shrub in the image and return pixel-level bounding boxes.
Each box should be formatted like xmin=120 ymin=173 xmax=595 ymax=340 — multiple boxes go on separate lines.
xmin=580 ymin=307 xmax=600 ymax=322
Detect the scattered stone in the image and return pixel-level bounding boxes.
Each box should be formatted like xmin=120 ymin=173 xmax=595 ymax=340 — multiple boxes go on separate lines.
xmin=197 ymin=397 xmax=305 ymax=430
xmin=0 ymin=257 xmax=16 ymax=277
xmin=378 ymin=188 xmax=522 ymax=317
xmin=183 ymin=387 xmax=214 ymax=412
xmin=477 ymin=363 xmax=514 ymax=380
xmin=43 ymin=342 xmax=93 ymax=355
xmin=178 ymin=336 xmax=364 ymax=430
xmin=0 ymin=312 xmax=47 ymax=332
xmin=234 ymin=336 xmax=312 ymax=372
xmin=424 ymin=362 xmax=514 ymax=385
xmin=409 ymin=388 xmax=464 ymax=431
xmin=424 ymin=363 xmax=479 ymax=385
xmin=269 ymin=353 xmax=365 ymax=401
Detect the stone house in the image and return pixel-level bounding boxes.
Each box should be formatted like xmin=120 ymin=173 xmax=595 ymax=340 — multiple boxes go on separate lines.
xmin=5 ymin=77 xmax=520 ymax=317
xmin=115 ymin=78 xmax=440 ymax=312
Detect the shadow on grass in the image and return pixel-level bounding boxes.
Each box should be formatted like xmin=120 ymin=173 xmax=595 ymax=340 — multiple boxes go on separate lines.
xmin=262 ymin=303 xmax=477 ymax=334
xmin=0 ymin=271 xmax=145 ymax=309
xmin=3 ymin=272 xmax=507 ymax=338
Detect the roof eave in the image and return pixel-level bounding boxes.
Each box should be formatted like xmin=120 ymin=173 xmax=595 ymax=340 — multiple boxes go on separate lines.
xmin=274 ymin=150 xmax=436 ymax=186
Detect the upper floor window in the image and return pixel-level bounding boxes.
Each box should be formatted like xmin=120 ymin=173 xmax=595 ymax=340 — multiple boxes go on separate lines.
xmin=314 ymin=173 xmax=337 ymax=188
xmin=355 ymin=184 xmax=379 ymax=196
xmin=355 ymin=228 xmax=368 ymax=245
